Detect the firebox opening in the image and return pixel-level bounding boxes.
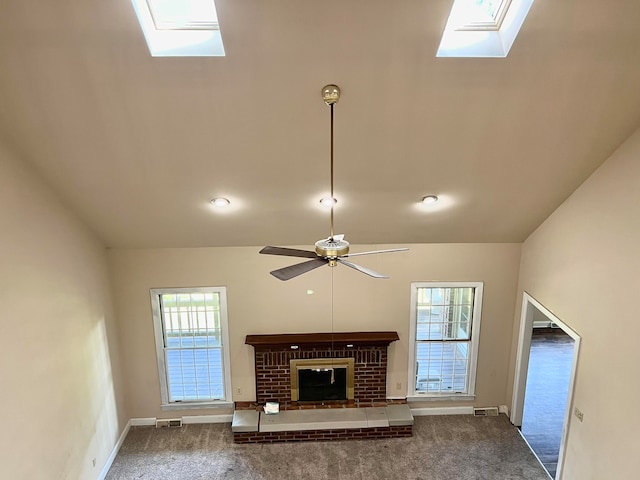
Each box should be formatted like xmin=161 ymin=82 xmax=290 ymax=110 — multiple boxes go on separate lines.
xmin=298 ymin=368 xmax=347 ymax=401
xmin=290 ymin=358 xmax=355 ymax=402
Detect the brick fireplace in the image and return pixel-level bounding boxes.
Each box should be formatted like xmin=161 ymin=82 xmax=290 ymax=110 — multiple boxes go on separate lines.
xmin=234 ymin=332 xmax=412 ymax=443
xmin=245 ymin=331 xmax=399 ymax=407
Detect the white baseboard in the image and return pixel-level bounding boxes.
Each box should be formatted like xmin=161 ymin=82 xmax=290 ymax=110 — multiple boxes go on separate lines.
xmin=499 ymin=404 xmax=509 ymax=416
xmin=410 ymin=406 xmax=474 ymax=416
xmin=98 ymin=419 xmax=131 ymax=480
xmin=130 ymin=417 xmax=156 ymax=426
xmin=129 ymin=414 xmax=234 ymax=427
xmin=182 ymin=414 xmax=233 ymax=424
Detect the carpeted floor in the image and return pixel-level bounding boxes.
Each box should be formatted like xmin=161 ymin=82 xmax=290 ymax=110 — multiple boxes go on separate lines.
xmin=105 ymin=414 xmax=549 ymax=480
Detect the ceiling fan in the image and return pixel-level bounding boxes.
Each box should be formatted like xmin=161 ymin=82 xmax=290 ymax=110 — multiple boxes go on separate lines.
xmin=259 ymin=84 xmax=408 ymax=281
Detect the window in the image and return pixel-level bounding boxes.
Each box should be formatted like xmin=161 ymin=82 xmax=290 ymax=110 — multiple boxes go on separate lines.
xmin=150 ymin=287 xmax=232 ymax=409
xmin=455 ymin=0 xmax=513 ymax=30
xmin=436 ymin=0 xmax=535 ymax=57
xmin=408 ymin=282 xmax=483 ymax=400
xmin=131 ymin=0 xmax=225 ymax=57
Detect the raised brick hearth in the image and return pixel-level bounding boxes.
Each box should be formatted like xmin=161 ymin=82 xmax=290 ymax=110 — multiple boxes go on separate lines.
xmin=233 ymin=425 xmax=413 ymax=444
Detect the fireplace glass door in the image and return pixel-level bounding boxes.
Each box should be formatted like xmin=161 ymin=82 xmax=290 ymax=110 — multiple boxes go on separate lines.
xmin=290 ymin=358 xmax=355 ymax=402
xmin=298 ymin=367 xmax=347 ymax=401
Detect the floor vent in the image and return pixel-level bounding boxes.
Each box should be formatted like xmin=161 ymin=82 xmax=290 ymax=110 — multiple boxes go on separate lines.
xmin=156 ymin=418 xmax=183 ymax=428
xmin=474 ymin=407 xmax=499 ymax=417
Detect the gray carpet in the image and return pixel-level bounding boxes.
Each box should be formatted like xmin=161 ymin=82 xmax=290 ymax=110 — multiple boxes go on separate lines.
xmin=105 ymin=415 xmax=549 ymax=480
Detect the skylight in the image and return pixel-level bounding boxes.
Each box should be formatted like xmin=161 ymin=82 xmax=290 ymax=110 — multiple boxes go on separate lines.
xmin=478 ymin=0 xmax=505 ymax=19
xmin=147 ymin=0 xmax=218 ymax=30
xmin=131 ymin=0 xmax=225 ymax=57
xmin=436 ymin=0 xmax=535 ymax=58
xmin=457 ymin=0 xmax=511 ymax=30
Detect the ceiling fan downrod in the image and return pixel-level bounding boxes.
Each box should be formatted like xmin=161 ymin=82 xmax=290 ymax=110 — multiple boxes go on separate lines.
xmin=315 ymin=84 xmax=349 ymax=263
xmin=322 ymin=84 xmax=340 ymax=242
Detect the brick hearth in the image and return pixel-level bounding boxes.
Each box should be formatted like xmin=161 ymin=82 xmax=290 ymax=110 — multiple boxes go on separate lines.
xmin=233 ymin=425 xmax=413 ymax=444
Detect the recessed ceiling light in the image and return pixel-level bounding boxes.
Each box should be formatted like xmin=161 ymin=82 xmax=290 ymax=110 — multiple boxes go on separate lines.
xmin=319 ymin=197 xmax=337 ymax=207
xmin=210 ymin=197 xmax=230 ymax=207
xmin=421 ymin=195 xmax=439 ymax=205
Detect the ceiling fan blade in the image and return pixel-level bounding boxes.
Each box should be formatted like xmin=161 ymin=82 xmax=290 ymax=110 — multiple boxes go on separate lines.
xmin=270 ymin=258 xmax=328 ymax=281
xmin=259 ymin=246 xmax=318 ymax=258
xmin=337 ymin=258 xmax=389 ymax=279
xmin=342 ymin=248 xmax=409 ymax=258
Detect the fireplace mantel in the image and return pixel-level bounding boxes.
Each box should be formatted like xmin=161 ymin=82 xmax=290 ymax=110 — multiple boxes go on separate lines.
xmin=245 ymin=331 xmax=399 ymax=349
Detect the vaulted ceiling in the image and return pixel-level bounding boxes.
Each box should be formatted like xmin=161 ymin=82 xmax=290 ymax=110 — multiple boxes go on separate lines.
xmin=1 ymin=0 xmax=639 ymax=248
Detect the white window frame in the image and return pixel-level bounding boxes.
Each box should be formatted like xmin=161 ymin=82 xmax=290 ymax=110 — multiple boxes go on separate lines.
xmin=131 ymin=0 xmax=225 ymax=57
xmin=150 ymin=286 xmax=233 ymax=410
xmin=407 ymin=282 xmax=483 ymax=401
xmin=436 ymin=0 xmax=535 ymax=58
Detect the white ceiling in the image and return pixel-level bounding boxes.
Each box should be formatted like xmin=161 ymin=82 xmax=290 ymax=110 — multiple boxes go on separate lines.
xmin=1 ymin=0 xmax=640 ymax=248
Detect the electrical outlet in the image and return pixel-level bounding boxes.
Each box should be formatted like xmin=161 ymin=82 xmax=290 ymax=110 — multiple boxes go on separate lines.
xmin=235 ymin=387 xmax=242 ymax=395
xmin=574 ymin=407 xmax=584 ymax=422
xmin=396 ymin=382 xmax=402 ymax=390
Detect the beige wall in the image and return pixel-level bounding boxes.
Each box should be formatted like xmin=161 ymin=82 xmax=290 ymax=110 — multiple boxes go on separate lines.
xmin=0 ymin=145 xmax=126 ymax=479
xmin=509 ymin=127 xmax=640 ymax=478
xmin=108 ymin=242 xmax=520 ymax=418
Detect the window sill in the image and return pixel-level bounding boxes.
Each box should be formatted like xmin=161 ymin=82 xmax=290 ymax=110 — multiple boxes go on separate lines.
xmin=407 ymin=394 xmax=476 ymax=402
xmin=161 ymin=401 xmax=234 ymax=411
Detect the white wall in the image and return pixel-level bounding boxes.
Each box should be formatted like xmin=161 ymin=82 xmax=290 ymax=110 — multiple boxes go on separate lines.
xmin=108 ymin=242 xmax=521 ymax=418
xmin=0 ymin=145 xmax=126 ymax=479
xmin=509 ymin=127 xmax=640 ymax=478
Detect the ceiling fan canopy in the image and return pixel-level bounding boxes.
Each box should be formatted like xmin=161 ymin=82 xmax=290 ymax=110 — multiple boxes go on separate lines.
xmin=259 ymin=84 xmax=408 ymax=281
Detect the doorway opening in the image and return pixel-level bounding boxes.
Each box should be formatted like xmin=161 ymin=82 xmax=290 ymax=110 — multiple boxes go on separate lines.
xmin=511 ymin=293 xmax=580 ymax=479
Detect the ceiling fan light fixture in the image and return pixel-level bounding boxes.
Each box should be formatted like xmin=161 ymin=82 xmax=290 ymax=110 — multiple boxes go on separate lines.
xmin=421 ymin=195 xmax=439 ymax=205
xmin=210 ymin=197 xmax=230 ymax=207
xmin=315 ymin=236 xmax=350 ymax=258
